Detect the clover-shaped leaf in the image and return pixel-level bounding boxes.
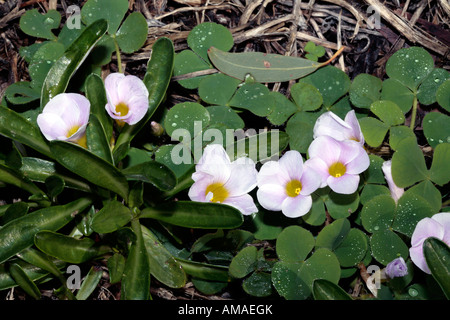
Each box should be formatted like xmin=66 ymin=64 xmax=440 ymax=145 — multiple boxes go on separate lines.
xmin=81 ymin=0 xmax=128 ymax=34
xmin=417 ymin=68 xmax=450 ymax=105
xmin=381 ymin=78 xmax=415 ymax=114
xmin=290 ymin=82 xmax=323 ymax=111
xmin=349 ymin=73 xmax=382 ymax=109
xmin=229 ymin=82 xmax=275 ymax=116
xmin=370 ymin=229 xmax=409 ymax=265
xmin=436 ymin=79 xmax=450 ymax=112
xmin=198 ymin=73 xmax=241 ymax=106
xmin=304 ymin=41 xmax=326 ymax=62
xmin=20 ymin=9 xmax=61 ymax=40
xmin=423 ymin=112 xmax=450 ymax=148
xmin=276 ymin=226 xmax=315 ymax=262
xmin=115 ymin=12 xmax=148 ymax=54
xmin=164 ymin=102 xmax=211 ymax=140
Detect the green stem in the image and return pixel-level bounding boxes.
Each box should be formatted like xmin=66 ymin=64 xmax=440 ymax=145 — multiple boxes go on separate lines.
xmin=113 ymin=37 xmax=123 ymax=74
xmin=410 ymin=95 xmax=418 ymax=130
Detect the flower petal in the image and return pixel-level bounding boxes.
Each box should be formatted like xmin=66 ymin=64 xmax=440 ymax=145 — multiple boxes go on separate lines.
xmin=118 ymin=75 xmax=149 ymax=104
xmin=195 ymin=144 xmax=231 ymax=183
xmin=188 ymin=176 xmax=215 ymax=202
xmin=409 ymin=245 xmax=431 ymax=274
xmin=224 ymin=157 xmax=257 ymax=196
xmin=122 ymin=94 xmax=149 ymax=125
xmin=410 ymin=217 xmax=444 ymax=248
xmin=344 ymin=144 xmax=370 ymax=175
xmin=344 ymin=110 xmax=364 ymax=145
xmin=313 ymin=111 xmax=352 ymax=141
xmin=299 ymin=166 xmax=322 ymax=196
xmin=257 ymin=161 xmax=289 ymax=186
xmin=308 ymin=136 xmax=341 ymax=166
xmin=281 ymin=195 xmax=313 ymax=218
xmin=37 ymin=112 xmax=70 ymax=141
xmin=105 ymin=72 xmax=125 ymax=106
xmin=67 ymin=93 xmax=90 ymax=125
xmin=223 ymin=194 xmax=258 ymax=216
xmin=256 ymin=184 xmax=286 ymax=211
xmin=431 ymin=212 xmax=450 ymax=245
xmin=278 ymin=150 xmax=304 ymax=181
xmin=327 ymin=173 xmax=360 ymax=194
xmin=304 ymin=157 xmax=329 ymax=188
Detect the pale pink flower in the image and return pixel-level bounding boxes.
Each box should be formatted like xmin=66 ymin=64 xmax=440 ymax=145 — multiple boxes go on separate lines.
xmin=313 ymin=110 xmax=364 ymax=146
xmin=188 ymin=144 xmax=258 ymax=215
xmin=409 ymin=212 xmax=450 ymax=274
xmin=382 ymin=160 xmax=404 ymax=203
xmin=256 ymin=150 xmax=321 ymax=218
xmin=37 ymin=93 xmax=90 ymax=148
xmin=104 ymin=73 xmax=149 ymax=125
xmin=306 ymin=136 xmax=370 ymax=194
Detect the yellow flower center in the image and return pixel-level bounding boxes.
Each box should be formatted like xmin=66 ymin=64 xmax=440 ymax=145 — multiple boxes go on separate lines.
xmin=205 ymin=182 xmax=229 ymax=203
xmin=116 ymin=102 xmax=129 ymax=116
xmin=67 ymin=125 xmax=81 ymax=138
xmin=285 ymin=180 xmax=302 ymax=197
xmin=329 ymin=162 xmax=346 ymax=178
xmin=349 ymin=136 xmax=360 ymax=142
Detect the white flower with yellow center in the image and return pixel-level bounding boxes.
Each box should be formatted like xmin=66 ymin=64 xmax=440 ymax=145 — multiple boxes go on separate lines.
xmin=104 ymin=72 xmax=149 ymax=125
xmin=306 ymin=136 xmax=370 ymax=194
xmin=188 ymin=144 xmax=258 ymax=216
xmin=256 ymin=150 xmax=321 ymax=218
xmin=37 ymin=93 xmax=90 ymax=148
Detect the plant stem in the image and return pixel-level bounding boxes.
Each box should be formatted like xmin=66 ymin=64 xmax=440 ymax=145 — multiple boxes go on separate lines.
xmin=410 ymin=95 xmax=418 ymax=130
xmin=113 ymin=37 xmax=123 ymax=74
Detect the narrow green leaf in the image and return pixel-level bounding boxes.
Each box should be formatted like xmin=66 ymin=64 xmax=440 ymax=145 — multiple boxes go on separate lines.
xmin=140 ymin=201 xmax=243 ymax=229
xmin=34 ymin=231 xmax=111 ymax=264
xmin=114 ymin=37 xmax=174 ymax=163
xmin=0 ymin=163 xmax=46 ymax=198
xmin=121 ymin=220 xmax=151 ymax=300
xmin=313 ymin=279 xmax=352 ymax=300
xmin=176 ymin=258 xmax=230 ymax=282
xmin=41 ymin=19 xmax=108 ymax=108
xmin=107 ymin=253 xmax=126 ymax=284
xmin=9 ymin=263 xmax=42 ymax=299
xmin=121 ymin=161 xmax=177 ymax=192
xmin=76 ymin=266 xmax=103 ymax=300
xmin=208 ymin=46 xmax=321 ymax=83
xmin=0 ymin=105 xmax=52 ymax=158
xmin=91 ymin=200 xmax=133 ymax=234
xmin=0 ymin=197 xmax=93 ymax=264
xmin=50 ymin=140 xmax=129 ymax=201
xmin=423 ymin=238 xmax=450 ymax=299
xmin=86 ymin=114 xmax=114 ymax=164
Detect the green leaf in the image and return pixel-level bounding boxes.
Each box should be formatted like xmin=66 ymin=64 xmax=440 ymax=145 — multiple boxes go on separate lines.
xmin=334 ymin=229 xmax=368 ymax=267
xmin=229 ymin=82 xmax=274 ymax=116
xmin=315 ymin=218 xmax=351 ymax=251
xmin=422 ymin=112 xmax=450 ymax=148
xmin=229 ymin=246 xmax=258 ymax=278
xmin=115 ymin=12 xmax=148 ymax=53
xmin=50 ymin=141 xmax=129 ymax=201
xmin=207 ymin=105 xmax=245 ymax=129
xmin=359 ymin=117 xmax=389 ymax=148
xmin=4 ymin=82 xmax=40 ymax=105
xmin=29 ymin=41 xmax=65 ymax=90
xmin=198 ymin=73 xmax=241 ymax=105
xmin=155 ymin=145 xmax=193 ymax=179
xmin=107 ymin=253 xmax=126 ymax=284
xmin=41 ymin=19 xmax=108 ymax=108
xmin=188 ymin=22 xmax=234 ymax=63
xmin=286 ymin=111 xmax=319 ymax=153
xmin=164 ymin=102 xmax=211 ymax=138
xmin=85 ymin=73 xmax=113 ymax=141
xmin=9 ymin=263 xmax=41 ymax=299
xmin=141 ymin=226 xmax=187 ymax=288
xmin=407 ymin=180 xmax=442 ymax=213
xmin=423 ymin=238 xmax=450 ymax=299
xmin=173 ymin=50 xmax=211 ymax=89
xmin=300 ymin=65 xmax=351 ymax=107
xmin=276 ymin=226 xmax=315 ymax=262
xmin=361 ymin=194 xmax=396 ymax=233
xmin=242 ymin=271 xmax=273 ymax=297
xmin=429 ymin=142 xmax=450 ymax=186
xmin=113 ymin=37 xmax=175 ymax=163
xmin=86 ymin=114 xmax=114 ymax=164
xmin=349 ymin=73 xmax=382 ymax=108
xmin=290 ymin=82 xmax=323 ymax=111
xmin=267 ymin=91 xmax=298 ymax=125
xmin=370 ymin=229 xmax=409 ymax=265
xmin=121 ymin=220 xmax=151 ymax=300
xmin=19 ymin=9 xmax=61 ymax=40
xmin=248 ymin=210 xmax=284 ymax=240
xmin=313 ymin=279 xmax=352 ymax=300
xmin=364 ymin=154 xmax=386 ymax=184
xmin=389 ymin=125 xmax=416 ymax=151
xmin=393 ymin=190 xmax=435 ymax=237
xmin=45 ymin=175 xmax=65 ymax=199
xmin=76 ymin=266 xmax=103 ymax=300
xmin=140 ymin=201 xmax=243 ymax=229
xmin=324 ymin=191 xmax=360 ymax=220
xmin=0 ymin=163 xmax=46 ymax=198
xmin=34 ymin=231 xmax=111 ymax=264
xmin=176 ymin=259 xmax=230 ymax=282
xmin=391 ymin=137 xmax=429 ymax=188
xmin=0 ymin=197 xmax=93 ymax=264
xmin=381 ymin=78 xmax=415 ymax=113
xmin=81 ymin=0 xmax=128 ymax=34
xmin=370 ymin=100 xmax=405 ymax=127
xmin=0 ymin=105 xmax=52 ymax=158
xmin=208 ymin=47 xmax=321 ymax=83
xmin=386 ymin=47 xmax=434 ymax=91
xmin=91 ymin=200 xmax=133 ymax=234
xmin=417 ymin=68 xmax=450 ymax=105
xmin=121 ymin=161 xmax=177 ymax=192
xmin=436 ymin=79 xmax=450 ymax=112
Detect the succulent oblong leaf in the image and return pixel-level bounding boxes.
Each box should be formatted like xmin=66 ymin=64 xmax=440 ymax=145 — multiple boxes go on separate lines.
xmin=49 ymin=141 xmax=129 ymax=201
xmin=0 ymin=197 xmax=93 ymax=264
xmin=140 ymin=201 xmax=244 ymax=229
xmin=208 ymin=46 xmax=321 ymax=83
xmin=423 ymin=237 xmax=450 ymax=299
xmin=312 ymin=279 xmax=352 ymax=300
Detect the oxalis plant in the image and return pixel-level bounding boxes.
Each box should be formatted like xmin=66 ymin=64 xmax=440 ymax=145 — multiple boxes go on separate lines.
xmin=0 ymin=0 xmax=449 ymax=301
